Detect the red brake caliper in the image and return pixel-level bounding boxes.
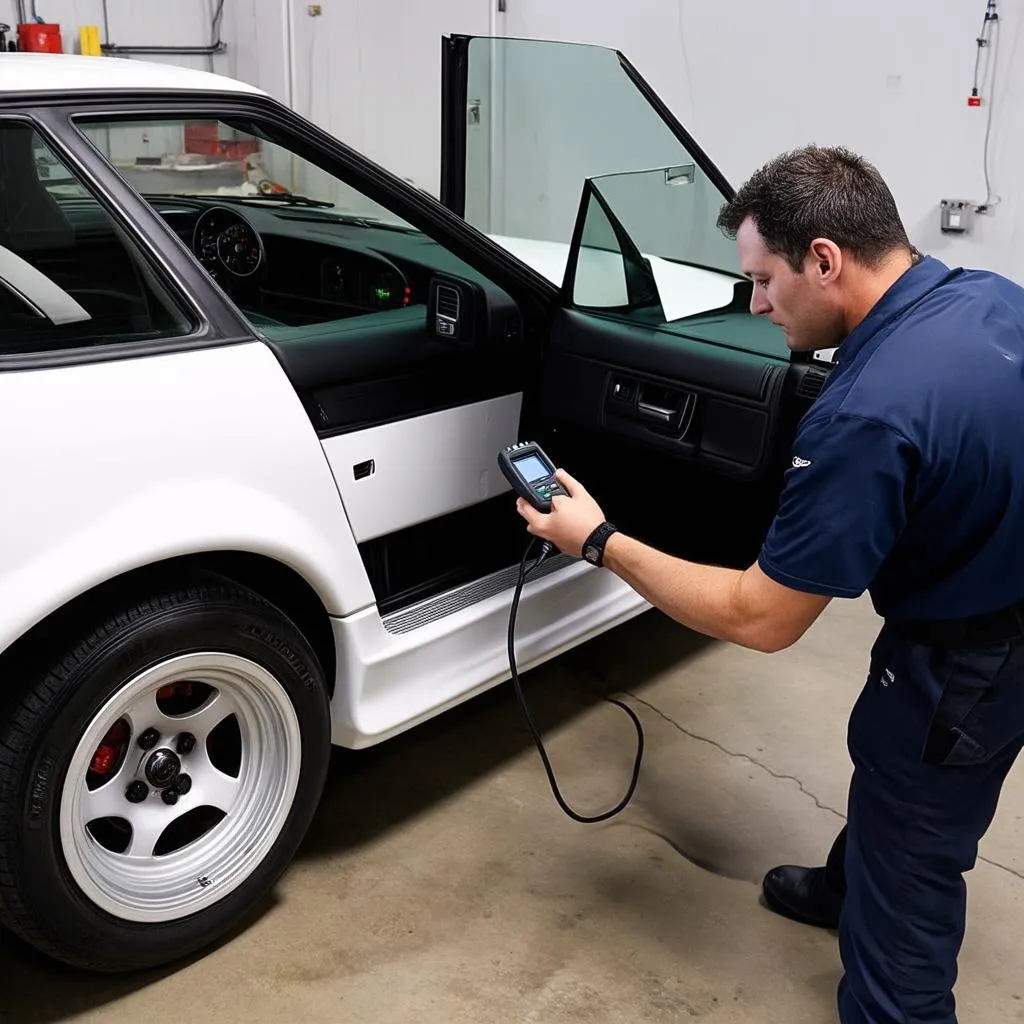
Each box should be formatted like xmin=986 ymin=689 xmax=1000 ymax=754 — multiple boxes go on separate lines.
xmin=90 ymin=719 xmax=130 ymax=777
xmin=157 ymin=681 xmax=194 ymax=702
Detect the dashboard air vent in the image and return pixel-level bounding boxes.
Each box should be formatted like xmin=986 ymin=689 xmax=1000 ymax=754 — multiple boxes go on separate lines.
xmin=434 ymin=283 xmax=461 ymax=339
xmin=437 ymin=284 xmax=460 ymax=320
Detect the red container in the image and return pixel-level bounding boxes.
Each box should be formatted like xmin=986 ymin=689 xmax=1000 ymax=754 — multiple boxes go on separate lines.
xmin=18 ymin=22 xmax=63 ymax=53
xmin=184 ymin=123 xmax=259 ymax=160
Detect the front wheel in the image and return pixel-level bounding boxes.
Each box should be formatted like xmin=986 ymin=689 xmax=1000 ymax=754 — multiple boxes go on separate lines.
xmin=0 ymin=575 xmax=331 ymax=972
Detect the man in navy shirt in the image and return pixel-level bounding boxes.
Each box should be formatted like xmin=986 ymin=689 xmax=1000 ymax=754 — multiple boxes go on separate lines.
xmin=517 ymin=145 xmax=1024 ymax=1024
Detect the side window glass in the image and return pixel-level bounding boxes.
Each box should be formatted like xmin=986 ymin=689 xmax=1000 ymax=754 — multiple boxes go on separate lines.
xmin=76 ymin=117 xmax=486 ymax=343
xmin=571 ymin=189 xmax=629 ymax=308
xmin=458 ymin=38 xmax=791 ymax=359
xmin=570 ymin=167 xmax=743 ymax=321
xmin=564 ymin=168 xmax=790 ymax=359
xmin=569 ymin=183 xmax=659 ymax=313
xmin=0 ymin=122 xmax=195 ymax=354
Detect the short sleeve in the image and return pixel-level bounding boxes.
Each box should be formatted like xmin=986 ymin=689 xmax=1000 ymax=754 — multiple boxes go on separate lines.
xmin=758 ymin=412 xmax=914 ymax=598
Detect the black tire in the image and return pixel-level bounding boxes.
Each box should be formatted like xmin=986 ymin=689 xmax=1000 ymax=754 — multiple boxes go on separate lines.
xmin=0 ymin=573 xmax=331 ymax=973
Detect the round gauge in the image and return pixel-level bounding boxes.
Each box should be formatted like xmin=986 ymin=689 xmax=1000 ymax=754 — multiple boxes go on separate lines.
xmin=192 ymin=207 xmax=264 ymax=281
xmin=216 ymin=221 xmax=263 ymax=277
xmin=194 ymin=221 xmax=222 ymax=274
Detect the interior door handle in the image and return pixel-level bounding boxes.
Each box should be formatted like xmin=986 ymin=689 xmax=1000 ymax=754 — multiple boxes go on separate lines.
xmin=637 ymin=401 xmax=674 ymax=423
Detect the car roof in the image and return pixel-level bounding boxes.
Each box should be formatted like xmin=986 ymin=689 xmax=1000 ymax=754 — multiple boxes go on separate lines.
xmin=0 ymin=53 xmax=267 ymax=97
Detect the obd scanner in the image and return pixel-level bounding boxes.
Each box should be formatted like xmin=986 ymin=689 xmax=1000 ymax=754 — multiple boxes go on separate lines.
xmin=498 ymin=441 xmax=567 ymax=513
xmin=499 ymin=440 xmax=644 ymax=824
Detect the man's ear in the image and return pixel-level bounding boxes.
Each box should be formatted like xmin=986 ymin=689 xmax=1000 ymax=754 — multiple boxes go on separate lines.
xmin=808 ymin=239 xmax=842 ymax=283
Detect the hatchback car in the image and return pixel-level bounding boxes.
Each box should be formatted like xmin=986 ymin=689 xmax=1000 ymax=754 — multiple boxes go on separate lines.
xmin=0 ymin=36 xmax=830 ymax=973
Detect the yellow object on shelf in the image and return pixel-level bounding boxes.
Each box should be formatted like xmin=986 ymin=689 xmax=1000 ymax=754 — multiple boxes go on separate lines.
xmin=79 ymin=25 xmax=102 ymax=57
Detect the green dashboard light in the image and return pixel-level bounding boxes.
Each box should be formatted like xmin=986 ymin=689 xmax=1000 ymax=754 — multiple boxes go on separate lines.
xmin=375 ymin=287 xmax=391 ymax=300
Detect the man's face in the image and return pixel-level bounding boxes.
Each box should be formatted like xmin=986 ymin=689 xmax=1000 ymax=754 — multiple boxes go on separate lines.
xmin=735 ymin=217 xmax=844 ymax=352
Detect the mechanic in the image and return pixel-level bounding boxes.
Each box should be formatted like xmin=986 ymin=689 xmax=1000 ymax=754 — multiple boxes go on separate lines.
xmin=516 ymin=144 xmax=1024 ymax=1024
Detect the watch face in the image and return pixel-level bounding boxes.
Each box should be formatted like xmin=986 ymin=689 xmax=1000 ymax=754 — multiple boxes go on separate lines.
xmin=584 ymin=544 xmax=599 ymax=564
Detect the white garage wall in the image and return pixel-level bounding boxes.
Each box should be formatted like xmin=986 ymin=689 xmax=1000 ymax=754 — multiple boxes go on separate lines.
xmin=281 ymin=0 xmax=492 ymax=195
xmin=3 ymin=1 xmax=229 ymax=70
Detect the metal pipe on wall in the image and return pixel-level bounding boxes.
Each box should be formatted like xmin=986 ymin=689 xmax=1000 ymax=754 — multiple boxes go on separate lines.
xmin=100 ymin=43 xmax=226 ymax=54
xmin=98 ymin=0 xmax=227 ymax=57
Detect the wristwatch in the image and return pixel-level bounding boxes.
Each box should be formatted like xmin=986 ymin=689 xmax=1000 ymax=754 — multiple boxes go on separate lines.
xmin=582 ymin=521 xmax=618 ymax=568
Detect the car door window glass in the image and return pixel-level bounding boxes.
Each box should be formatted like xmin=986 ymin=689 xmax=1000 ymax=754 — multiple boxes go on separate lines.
xmin=0 ymin=122 xmax=195 ymax=354
xmin=77 ymin=116 xmax=484 ymax=341
xmin=461 ymin=41 xmax=726 ymax=275
xmin=457 ymin=37 xmax=787 ymax=359
xmin=571 ymin=167 xmax=744 ymax=318
xmin=566 ymin=169 xmax=789 ymax=359
xmin=570 ymin=182 xmax=660 ymax=314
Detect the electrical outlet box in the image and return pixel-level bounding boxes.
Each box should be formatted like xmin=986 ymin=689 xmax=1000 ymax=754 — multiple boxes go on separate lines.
xmin=940 ymin=199 xmax=973 ymax=235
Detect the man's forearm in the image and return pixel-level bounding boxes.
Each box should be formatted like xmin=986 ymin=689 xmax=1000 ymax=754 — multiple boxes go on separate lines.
xmin=600 ymin=532 xmax=790 ymax=653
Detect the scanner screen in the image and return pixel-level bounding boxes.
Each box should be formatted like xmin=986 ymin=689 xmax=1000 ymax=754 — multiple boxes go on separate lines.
xmin=513 ymin=453 xmax=550 ymax=483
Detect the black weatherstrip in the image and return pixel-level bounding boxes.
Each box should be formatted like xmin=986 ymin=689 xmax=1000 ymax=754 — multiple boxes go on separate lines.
xmin=440 ymin=35 xmax=469 ymax=218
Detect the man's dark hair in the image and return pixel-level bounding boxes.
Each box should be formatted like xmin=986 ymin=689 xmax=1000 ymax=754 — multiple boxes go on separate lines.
xmin=716 ymin=145 xmax=912 ymax=272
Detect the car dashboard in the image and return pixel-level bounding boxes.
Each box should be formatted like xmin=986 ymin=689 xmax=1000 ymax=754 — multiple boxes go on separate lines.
xmin=149 ymin=198 xmax=475 ymax=330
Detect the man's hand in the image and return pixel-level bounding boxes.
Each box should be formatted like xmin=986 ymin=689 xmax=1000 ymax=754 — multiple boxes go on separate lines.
xmin=515 ymin=469 xmax=606 ymax=558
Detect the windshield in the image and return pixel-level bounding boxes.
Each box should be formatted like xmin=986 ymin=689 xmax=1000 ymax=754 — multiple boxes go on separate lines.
xmin=76 ymin=118 xmax=419 ymax=230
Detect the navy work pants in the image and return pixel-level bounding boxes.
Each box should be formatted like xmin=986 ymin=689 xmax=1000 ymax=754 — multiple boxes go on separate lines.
xmin=833 ymin=624 xmax=1024 ymax=1024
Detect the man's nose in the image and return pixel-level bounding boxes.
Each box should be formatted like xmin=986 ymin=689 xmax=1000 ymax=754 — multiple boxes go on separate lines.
xmin=750 ymin=289 xmax=771 ymax=316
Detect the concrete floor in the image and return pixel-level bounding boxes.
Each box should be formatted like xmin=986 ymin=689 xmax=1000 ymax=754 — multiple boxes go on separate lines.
xmin=3 ymin=596 xmax=1024 ymax=1023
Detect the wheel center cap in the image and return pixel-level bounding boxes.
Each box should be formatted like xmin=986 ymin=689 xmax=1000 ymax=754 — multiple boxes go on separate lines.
xmin=145 ymin=748 xmax=182 ymax=789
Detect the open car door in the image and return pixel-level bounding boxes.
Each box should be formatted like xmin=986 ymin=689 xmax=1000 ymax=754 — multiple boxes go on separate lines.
xmin=440 ymin=34 xmax=833 ymax=570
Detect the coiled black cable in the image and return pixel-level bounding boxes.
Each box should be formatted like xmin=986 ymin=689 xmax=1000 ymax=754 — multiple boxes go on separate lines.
xmin=506 ymin=537 xmax=644 ymax=822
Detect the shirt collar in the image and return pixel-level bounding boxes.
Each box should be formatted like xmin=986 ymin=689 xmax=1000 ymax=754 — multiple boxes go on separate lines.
xmin=834 ymin=255 xmax=954 ymax=368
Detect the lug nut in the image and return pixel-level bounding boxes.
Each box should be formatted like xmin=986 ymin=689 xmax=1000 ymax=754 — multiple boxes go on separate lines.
xmin=176 ymin=733 xmax=196 ymax=756
xmin=126 ymin=781 xmax=149 ymax=803
xmin=176 ymin=774 xmax=192 ymax=795
xmin=162 ymin=789 xmax=179 ymax=806
xmin=138 ymin=728 xmax=160 ymax=750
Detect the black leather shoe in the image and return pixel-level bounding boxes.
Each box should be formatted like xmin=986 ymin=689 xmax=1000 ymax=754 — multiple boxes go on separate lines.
xmin=762 ymin=865 xmax=843 ymax=930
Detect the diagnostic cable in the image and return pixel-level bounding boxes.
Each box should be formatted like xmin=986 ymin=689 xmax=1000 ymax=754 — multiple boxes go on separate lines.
xmin=500 ymin=441 xmax=645 ymax=822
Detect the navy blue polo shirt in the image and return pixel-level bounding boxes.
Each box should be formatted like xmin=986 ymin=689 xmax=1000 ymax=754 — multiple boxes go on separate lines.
xmin=758 ymin=255 xmax=1024 ymax=621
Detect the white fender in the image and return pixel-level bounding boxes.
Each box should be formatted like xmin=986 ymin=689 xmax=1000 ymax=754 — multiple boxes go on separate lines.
xmin=0 ymin=340 xmax=371 ymax=655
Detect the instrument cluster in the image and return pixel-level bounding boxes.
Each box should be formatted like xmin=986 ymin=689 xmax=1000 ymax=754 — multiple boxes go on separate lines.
xmin=193 ymin=207 xmax=265 ymax=280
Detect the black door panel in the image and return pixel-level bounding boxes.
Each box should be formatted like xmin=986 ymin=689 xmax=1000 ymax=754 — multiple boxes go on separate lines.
xmin=547 ymin=308 xmax=777 ymax=400
xmin=541 ymin=309 xmax=791 ymax=482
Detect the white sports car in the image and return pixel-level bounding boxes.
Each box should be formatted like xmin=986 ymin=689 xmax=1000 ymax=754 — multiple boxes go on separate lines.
xmin=0 ymin=35 xmax=829 ymax=972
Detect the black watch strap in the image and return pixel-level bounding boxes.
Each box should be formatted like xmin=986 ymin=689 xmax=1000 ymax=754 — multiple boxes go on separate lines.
xmin=582 ymin=521 xmax=618 ymax=567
